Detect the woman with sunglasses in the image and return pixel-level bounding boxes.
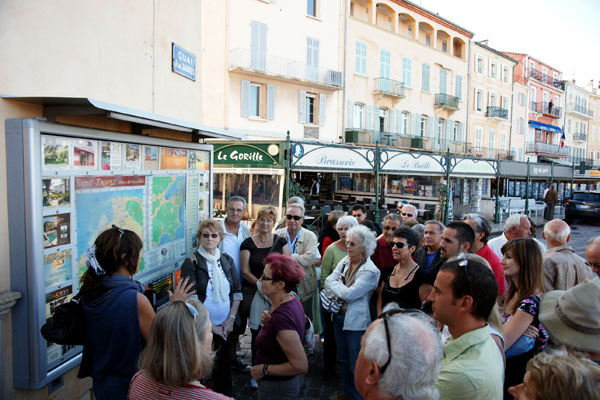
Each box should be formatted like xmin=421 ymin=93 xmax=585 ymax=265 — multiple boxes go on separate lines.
xmin=376 ymin=227 xmax=433 ymax=316
xmin=324 ymin=225 xmax=380 ymax=400
xmin=240 ymin=206 xmax=291 ymax=387
xmin=320 ymin=215 xmax=358 ymax=380
xmin=250 ymin=253 xmax=308 ymax=399
xmin=78 ymin=226 xmax=193 ymax=400
xmin=500 ymin=238 xmax=548 ymax=397
xmin=181 ymin=219 xmax=243 ymax=396
xmin=129 ymin=300 xmax=234 ymax=399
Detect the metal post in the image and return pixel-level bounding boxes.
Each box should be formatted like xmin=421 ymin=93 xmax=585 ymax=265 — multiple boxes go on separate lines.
xmin=494 ymin=155 xmax=501 ymax=223
xmin=444 ymin=149 xmax=451 ymax=225
xmin=284 ymin=131 xmax=291 ymax=206
xmin=550 ymin=160 xmax=554 ymax=187
xmin=569 ymin=160 xmax=575 ymax=203
xmin=375 ymin=143 xmax=380 ymax=222
xmin=525 ymin=158 xmax=530 ymax=216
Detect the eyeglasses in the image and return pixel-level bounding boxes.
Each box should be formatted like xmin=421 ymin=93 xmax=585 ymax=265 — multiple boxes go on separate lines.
xmin=228 ymin=207 xmax=244 ymax=214
xmin=383 ymin=225 xmax=396 ymax=231
xmin=173 ymin=301 xmax=198 ymax=319
xmin=391 ymin=241 xmax=412 ymax=249
xmin=201 ymin=232 xmax=219 ymax=239
xmin=346 ymin=241 xmax=359 ymax=247
xmin=260 ymin=273 xmax=275 ymax=281
xmin=286 ymin=214 xmax=303 ymax=221
xmin=352 ymin=213 xmax=364 ymax=218
xmin=401 ymin=213 xmax=414 ymax=217
xmin=377 ymin=307 xmax=425 ymax=376
xmin=457 ymin=253 xmax=473 ymax=294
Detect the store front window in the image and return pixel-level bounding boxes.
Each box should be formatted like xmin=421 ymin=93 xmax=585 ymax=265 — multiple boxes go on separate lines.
xmin=213 ymin=173 xmax=282 ymax=219
xmin=386 ymin=175 xmax=439 ymax=198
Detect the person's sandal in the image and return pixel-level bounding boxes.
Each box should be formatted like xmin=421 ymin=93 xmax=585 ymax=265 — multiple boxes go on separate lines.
xmin=231 ymin=356 xmax=250 ymax=372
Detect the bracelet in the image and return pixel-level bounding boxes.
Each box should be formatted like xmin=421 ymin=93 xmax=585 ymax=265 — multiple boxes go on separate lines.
xmin=263 ymin=363 xmax=269 ymax=376
xmin=229 ymin=314 xmax=236 ymax=321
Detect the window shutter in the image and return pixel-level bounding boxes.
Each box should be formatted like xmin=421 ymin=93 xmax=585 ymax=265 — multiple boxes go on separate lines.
xmin=440 ymin=69 xmax=447 ymax=95
xmin=366 ymin=104 xmax=372 ymax=131
xmin=446 ymin=119 xmax=452 ymax=141
xmin=373 ymin=105 xmax=379 ymax=130
xmin=390 ymin=109 xmax=396 ymax=133
xmin=319 ymin=94 xmax=326 ymax=126
xmin=460 ymin=122 xmax=465 ymax=142
xmin=241 ymin=80 xmax=250 ymax=117
xmin=411 ymin=112 xmax=416 ymax=136
xmin=298 ymin=90 xmax=306 ymax=123
xmin=433 ymin=117 xmax=439 ymax=139
xmin=266 ymin=85 xmax=275 ymax=120
xmin=428 ymin=116 xmax=433 ymax=138
xmin=455 ymin=75 xmax=462 ymax=100
xmin=347 ymin=100 xmax=354 ymax=128
xmin=397 ymin=111 xmax=402 ymax=135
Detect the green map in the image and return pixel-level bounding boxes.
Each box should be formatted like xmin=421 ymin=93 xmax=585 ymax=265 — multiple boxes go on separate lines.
xmin=151 ymin=176 xmax=186 ymax=247
xmin=76 ymin=189 xmax=145 ymax=277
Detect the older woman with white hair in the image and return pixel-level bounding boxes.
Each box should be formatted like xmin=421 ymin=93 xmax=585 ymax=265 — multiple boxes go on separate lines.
xmin=324 ymin=225 xmax=380 ymax=400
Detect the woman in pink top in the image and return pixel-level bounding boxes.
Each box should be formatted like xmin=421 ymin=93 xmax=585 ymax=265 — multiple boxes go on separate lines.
xmin=129 ymin=300 xmax=233 ymax=400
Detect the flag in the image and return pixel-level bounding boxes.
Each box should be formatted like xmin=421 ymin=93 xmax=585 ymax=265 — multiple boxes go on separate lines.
xmin=560 ymin=131 xmax=566 ymax=149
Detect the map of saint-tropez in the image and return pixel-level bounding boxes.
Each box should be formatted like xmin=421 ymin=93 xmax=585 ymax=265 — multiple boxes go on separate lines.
xmin=75 ymin=176 xmax=145 ymax=277
xmin=151 ymin=176 xmax=185 ymax=246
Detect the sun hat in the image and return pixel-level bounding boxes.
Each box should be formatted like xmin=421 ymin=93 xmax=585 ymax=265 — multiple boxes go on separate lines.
xmin=539 ymin=278 xmax=600 ymax=353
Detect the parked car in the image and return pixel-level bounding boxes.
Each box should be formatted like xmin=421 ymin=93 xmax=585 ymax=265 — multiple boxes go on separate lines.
xmin=565 ymin=191 xmax=600 ymax=224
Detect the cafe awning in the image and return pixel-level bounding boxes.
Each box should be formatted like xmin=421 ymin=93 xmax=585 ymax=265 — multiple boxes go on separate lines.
xmin=528 ymin=120 xmax=562 ymax=133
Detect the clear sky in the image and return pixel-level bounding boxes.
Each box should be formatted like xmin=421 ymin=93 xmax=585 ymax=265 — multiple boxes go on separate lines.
xmin=419 ymin=0 xmax=600 ymax=89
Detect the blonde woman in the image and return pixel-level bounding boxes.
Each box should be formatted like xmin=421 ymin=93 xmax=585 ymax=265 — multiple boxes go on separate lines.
xmin=129 ymin=300 xmax=233 ymax=399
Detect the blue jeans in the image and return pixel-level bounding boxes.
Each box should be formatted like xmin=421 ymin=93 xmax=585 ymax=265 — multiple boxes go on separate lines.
xmin=93 ymin=374 xmax=131 ymax=400
xmin=333 ymin=314 xmax=365 ymax=400
xmin=506 ymin=334 xmax=535 ymax=358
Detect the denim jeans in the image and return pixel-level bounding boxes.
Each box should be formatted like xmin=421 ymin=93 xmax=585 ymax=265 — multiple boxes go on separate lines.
xmin=258 ymin=375 xmax=303 ymax=400
xmin=505 ymin=334 xmax=535 ymax=358
xmin=333 ymin=314 xmax=365 ymax=400
xmin=92 ymin=374 xmax=131 ymax=400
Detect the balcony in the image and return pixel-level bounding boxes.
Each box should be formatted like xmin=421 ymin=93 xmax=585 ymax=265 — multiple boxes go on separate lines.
xmin=526 ymin=141 xmax=569 ymax=158
xmin=344 ymin=129 xmax=469 ymax=154
xmin=567 ymin=102 xmax=594 ymax=119
xmin=228 ymin=48 xmax=343 ymax=89
xmin=435 ymin=93 xmax=459 ymax=111
xmin=528 ymin=69 xmax=564 ymax=89
xmin=373 ymin=78 xmax=405 ymax=98
xmin=531 ymin=101 xmax=561 ymax=118
xmin=485 ymin=106 xmax=509 ymax=120
xmin=573 ymin=132 xmax=587 ymax=142
xmin=468 ymin=146 xmax=511 ymax=160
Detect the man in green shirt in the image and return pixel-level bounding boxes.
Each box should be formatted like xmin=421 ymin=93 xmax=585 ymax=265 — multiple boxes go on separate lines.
xmin=427 ymin=256 xmax=503 ymax=400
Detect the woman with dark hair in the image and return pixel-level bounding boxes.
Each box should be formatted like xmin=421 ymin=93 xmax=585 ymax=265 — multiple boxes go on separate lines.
xmin=129 ymin=300 xmax=233 ymax=399
xmin=250 ymin=253 xmax=308 ymax=399
xmin=500 ymin=238 xmax=548 ymax=397
xmin=78 ymin=225 xmax=193 ymax=400
xmin=318 ymin=210 xmax=344 ymax=254
xmin=376 ymin=227 xmax=433 ymax=315
xmin=181 ymin=218 xmax=243 ymax=396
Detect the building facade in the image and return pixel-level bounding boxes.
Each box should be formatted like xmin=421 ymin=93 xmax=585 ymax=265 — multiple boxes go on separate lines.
xmin=511 ymin=81 xmax=529 ymax=161
xmin=563 ymin=80 xmax=593 ymax=165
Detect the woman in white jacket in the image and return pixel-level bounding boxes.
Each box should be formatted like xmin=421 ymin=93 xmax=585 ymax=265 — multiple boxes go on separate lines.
xmin=324 ymin=225 xmax=380 ymax=400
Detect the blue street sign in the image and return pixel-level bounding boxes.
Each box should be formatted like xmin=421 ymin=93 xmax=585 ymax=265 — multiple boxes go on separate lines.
xmin=172 ymin=43 xmax=196 ymax=81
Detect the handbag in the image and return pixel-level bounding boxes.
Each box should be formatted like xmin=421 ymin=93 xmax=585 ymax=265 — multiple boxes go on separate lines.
xmin=41 ymin=292 xmax=85 ymax=345
xmin=319 ymin=288 xmax=344 ymax=314
xmin=303 ymin=316 xmax=315 ymax=354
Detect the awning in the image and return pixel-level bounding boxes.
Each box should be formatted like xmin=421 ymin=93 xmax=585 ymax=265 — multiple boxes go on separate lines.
xmin=1 ymin=95 xmax=245 ymax=140
xmin=528 ymin=120 xmax=562 ymax=133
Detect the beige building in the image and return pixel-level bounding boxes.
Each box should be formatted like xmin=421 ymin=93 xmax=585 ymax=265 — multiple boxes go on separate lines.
xmin=563 ymin=80 xmax=593 ymax=165
xmin=467 ymin=41 xmax=517 ymax=160
xmin=586 ymin=84 xmax=600 ymax=167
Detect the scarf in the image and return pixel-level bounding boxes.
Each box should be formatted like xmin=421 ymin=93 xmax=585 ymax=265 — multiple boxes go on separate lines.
xmin=197 ymin=246 xmax=228 ymax=303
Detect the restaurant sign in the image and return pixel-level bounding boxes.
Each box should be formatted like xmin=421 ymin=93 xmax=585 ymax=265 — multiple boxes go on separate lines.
xmin=381 ymin=152 xmax=445 ymax=174
xmin=292 ymin=143 xmax=374 ymax=171
xmin=451 ymin=158 xmax=497 ymax=176
xmin=213 ymin=143 xmax=282 ymax=168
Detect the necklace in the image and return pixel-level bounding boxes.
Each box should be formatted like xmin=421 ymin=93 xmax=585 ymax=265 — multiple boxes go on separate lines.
xmin=256 ymin=233 xmax=271 ymax=246
xmin=391 ymin=263 xmax=419 ymax=281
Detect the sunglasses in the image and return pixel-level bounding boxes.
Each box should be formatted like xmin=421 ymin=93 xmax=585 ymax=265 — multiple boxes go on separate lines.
xmin=112 ymin=224 xmax=125 ymax=238
xmin=173 ymin=301 xmax=198 ymax=319
xmin=391 ymin=241 xmax=413 ymax=249
xmin=286 ymin=214 xmax=303 ymax=221
xmin=383 ymin=225 xmax=396 ymax=231
xmin=377 ymin=307 xmax=426 ymax=375
xmin=260 ymin=273 xmax=275 ymax=281
xmin=401 ymin=213 xmax=414 ymax=217
xmin=201 ymin=232 xmax=219 ymax=239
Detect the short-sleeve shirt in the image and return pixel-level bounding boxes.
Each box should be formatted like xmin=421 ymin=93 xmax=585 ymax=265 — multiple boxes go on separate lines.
xmin=379 ymin=265 xmax=432 ymax=310
xmin=255 ymin=297 xmax=305 ymax=366
xmin=502 ymin=295 xmax=548 ymax=350
xmin=129 ymin=370 xmax=234 ymax=400
xmin=240 ymin=235 xmax=287 ymax=282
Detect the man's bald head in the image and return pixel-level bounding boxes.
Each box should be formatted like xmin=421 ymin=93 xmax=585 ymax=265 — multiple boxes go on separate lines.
xmin=586 ymin=236 xmax=600 ymax=278
xmin=542 ymin=219 xmax=571 ymax=247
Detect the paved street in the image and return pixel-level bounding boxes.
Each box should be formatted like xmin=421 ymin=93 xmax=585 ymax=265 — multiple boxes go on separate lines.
xmin=228 ymin=218 xmax=599 ymax=400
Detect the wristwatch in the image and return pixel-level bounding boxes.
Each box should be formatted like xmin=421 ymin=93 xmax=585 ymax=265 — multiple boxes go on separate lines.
xmin=263 ymin=363 xmax=269 ymax=376
xmin=228 ymin=314 xmax=236 ymax=321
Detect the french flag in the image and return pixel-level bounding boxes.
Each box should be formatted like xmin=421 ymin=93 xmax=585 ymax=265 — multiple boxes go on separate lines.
xmin=560 ymin=131 xmax=566 ymax=149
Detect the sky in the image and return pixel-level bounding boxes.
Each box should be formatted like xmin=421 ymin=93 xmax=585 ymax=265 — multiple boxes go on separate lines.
xmin=419 ymin=0 xmax=600 ymax=89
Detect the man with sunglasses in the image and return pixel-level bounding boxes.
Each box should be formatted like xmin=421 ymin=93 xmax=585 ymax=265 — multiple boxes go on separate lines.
xmin=352 ymin=204 xmax=382 ymax=236
xmin=586 ymin=236 xmax=600 ymax=278
xmin=400 ymin=204 xmax=418 ymax=223
xmin=354 ymin=308 xmax=442 ymax=400
xmin=275 ymin=203 xmax=318 ymax=317
xmin=370 ymin=214 xmax=402 ymax=271
xmin=427 ymin=257 xmax=503 ymax=399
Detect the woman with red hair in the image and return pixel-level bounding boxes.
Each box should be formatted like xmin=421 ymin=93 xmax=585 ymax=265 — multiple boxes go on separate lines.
xmin=250 ymin=253 xmax=308 ymax=399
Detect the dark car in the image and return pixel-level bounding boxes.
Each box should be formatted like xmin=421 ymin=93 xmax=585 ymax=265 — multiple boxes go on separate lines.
xmin=565 ymin=191 xmax=600 ymax=224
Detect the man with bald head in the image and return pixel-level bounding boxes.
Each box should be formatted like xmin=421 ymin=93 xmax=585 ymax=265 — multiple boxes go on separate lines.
xmin=586 ymin=236 xmax=600 ymax=278
xmin=542 ymin=219 xmax=594 ymax=291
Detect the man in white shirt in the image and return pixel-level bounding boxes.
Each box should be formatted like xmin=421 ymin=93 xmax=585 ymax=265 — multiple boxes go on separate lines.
xmin=487 ymin=214 xmax=546 ymax=259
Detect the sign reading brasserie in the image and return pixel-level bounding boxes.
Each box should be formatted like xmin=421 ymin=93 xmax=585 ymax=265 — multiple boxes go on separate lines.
xmin=213 ymin=143 xmax=282 ymax=168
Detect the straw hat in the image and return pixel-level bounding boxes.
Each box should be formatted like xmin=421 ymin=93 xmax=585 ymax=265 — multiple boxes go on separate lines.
xmin=540 ymin=278 xmax=600 ymax=353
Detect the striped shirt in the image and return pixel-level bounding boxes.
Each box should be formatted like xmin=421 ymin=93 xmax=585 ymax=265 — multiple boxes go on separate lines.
xmin=129 ymin=371 xmax=235 ymax=400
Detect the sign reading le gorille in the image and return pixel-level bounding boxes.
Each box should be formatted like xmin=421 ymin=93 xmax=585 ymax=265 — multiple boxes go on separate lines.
xmin=213 ymin=143 xmax=281 ymax=168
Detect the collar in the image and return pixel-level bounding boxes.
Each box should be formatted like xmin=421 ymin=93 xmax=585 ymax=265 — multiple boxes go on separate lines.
xmin=221 ymin=218 xmax=241 ymax=237
xmin=443 ymin=325 xmax=491 ymax=362
xmin=545 ymin=244 xmax=573 ymax=254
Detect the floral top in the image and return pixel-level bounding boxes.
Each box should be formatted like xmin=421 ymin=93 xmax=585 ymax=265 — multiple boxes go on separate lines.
xmin=502 ymin=295 xmax=548 ymax=350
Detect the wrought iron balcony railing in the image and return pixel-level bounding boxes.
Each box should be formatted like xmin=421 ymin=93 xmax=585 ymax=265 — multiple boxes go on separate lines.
xmin=373 ymin=78 xmax=405 ymax=98
xmin=567 ymin=102 xmax=594 ymax=118
xmin=531 ymin=101 xmax=561 ymax=118
xmin=573 ymin=132 xmax=587 ymax=141
xmin=228 ymin=48 xmax=343 ymax=87
xmin=435 ymin=93 xmax=459 ymax=110
xmin=344 ymin=129 xmax=469 ymax=153
xmin=526 ymin=141 xmax=569 ymax=157
xmin=485 ymin=106 xmax=509 ymax=119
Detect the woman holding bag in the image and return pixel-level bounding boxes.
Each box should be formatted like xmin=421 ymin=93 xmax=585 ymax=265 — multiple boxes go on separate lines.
xmin=180 ymin=219 xmax=242 ymax=397
xmin=324 ymin=225 xmax=380 ymax=400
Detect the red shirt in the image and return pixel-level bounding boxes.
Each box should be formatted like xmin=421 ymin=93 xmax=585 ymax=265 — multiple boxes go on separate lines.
xmin=321 ymin=236 xmax=334 ymax=254
xmin=477 ymin=244 xmax=506 ymax=295
xmin=129 ymin=371 xmax=234 ymax=400
xmin=370 ymin=236 xmax=395 ymax=271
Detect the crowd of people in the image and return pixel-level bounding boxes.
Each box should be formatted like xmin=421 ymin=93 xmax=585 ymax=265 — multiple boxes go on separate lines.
xmin=74 ymin=196 xmax=600 ymax=400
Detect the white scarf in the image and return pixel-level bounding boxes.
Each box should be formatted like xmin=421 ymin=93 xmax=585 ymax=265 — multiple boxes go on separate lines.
xmin=197 ymin=246 xmax=228 ymax=303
